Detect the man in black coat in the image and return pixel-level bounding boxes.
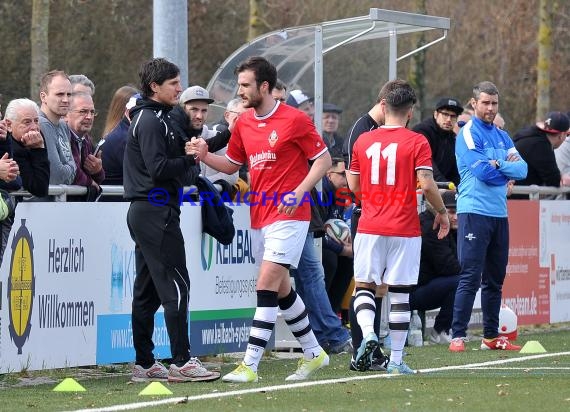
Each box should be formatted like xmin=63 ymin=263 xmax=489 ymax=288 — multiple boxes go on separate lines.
xmin=412 ymin=97 xmax=464 ymax=186
xmin=409 ymin=190 xmax=460 ymax=344
xmin=512 ymin=111 xmax=569 ymax=196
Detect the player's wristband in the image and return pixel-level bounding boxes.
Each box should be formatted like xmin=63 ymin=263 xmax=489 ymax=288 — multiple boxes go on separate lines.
xmin=437 ymin=206 xmax=447 ymax=215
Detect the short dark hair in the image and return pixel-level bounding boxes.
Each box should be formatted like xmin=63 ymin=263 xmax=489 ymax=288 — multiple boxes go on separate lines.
xmin=473 ymin=81 xmax=499 ymax=100
xmin=384 ymin=80 xmax=417 ymax=115
xmin=138 ymin=58 xmax=180 ymax=98
xmin=39 ymin=70 xmax=70 ymax=95
xmin=235 ymin=56 xmax=277 ymax=92
xmin=376 ymin=79 xmax=408 ymax=103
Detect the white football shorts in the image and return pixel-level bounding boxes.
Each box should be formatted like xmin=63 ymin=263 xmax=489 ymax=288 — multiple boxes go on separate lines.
xmin=251 ymin=220 xmax=309 ymax=268
xmin=353 ymin=233 xmax=421 ymax=286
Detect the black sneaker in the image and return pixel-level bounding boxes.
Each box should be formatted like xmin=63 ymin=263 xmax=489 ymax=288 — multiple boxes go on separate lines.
xmin=349 ymin=354 xmax=389 ymax=372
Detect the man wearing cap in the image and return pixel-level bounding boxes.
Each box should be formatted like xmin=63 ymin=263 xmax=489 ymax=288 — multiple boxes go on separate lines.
xmin=412 ymin=97 xmax=464 ymax=186
xmin=410 ymin=190 xmax=460 ymax=345
xmin=554 ymin=111 xmax=570 ymax=189
xmin=512 ymin=111 xmax=569 ymax=192
xmin=322 ymin=103 xmax=345 ymax=158
xmin=171 ymin=85 xmax=217 ymax=142
xmin=286 ymin=89 xmax=314 ymax=121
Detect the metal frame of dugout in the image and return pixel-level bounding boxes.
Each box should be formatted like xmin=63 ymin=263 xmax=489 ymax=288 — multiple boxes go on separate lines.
xmin=206 ymin=8 xmax=450 ymax=136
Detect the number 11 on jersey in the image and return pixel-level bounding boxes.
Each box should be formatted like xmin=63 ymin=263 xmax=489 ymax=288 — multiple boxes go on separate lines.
xmin=365 ymin=142 xmax=398 ymax=185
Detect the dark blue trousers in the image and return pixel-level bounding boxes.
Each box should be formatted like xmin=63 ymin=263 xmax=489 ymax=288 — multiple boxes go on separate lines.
xmin=410 ymin=275 xmax=459 ymax=333
xmin=451 ymin=213 xmax=509 ymax=339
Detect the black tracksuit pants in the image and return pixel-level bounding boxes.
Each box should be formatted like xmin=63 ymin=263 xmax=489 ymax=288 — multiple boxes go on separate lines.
xmin=127 ymin=201 xmax=190 ymax=367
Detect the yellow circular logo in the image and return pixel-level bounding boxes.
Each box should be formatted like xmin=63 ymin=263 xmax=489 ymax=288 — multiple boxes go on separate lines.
xmin=7 ymin=219 xmax=35 ymax=354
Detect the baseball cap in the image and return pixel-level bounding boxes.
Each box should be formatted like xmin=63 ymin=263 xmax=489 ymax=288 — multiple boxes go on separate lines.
xmin=539 ymin=111 xmax=570 ymax=133
xmin=323 ymin=103 xmax=343 ymax=114
xmin=441 ymin=190 xmax=457 ymax=208
xmin=435 ymin=97 xmax=464 ymax=115
xmin=180 ymin=86 xmax=214 ymax=104
xmin=285 ymin=89 xmax=313 ymax=108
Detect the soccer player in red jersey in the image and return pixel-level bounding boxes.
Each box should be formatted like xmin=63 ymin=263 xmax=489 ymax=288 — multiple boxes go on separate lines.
xmin=188 ymin=56 xmax=332 ymax=382
xmin=347 ymin=80 xmax=449 ymax=374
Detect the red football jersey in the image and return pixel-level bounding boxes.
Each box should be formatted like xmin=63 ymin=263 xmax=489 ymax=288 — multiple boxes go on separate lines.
xmin=226 ymin=102 xmax=328 ymax=229
xmin=349 ymin=126 xmax=432 ymax=237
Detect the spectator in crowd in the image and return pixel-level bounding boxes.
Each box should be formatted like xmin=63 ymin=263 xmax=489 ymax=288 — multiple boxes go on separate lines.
xmin=170 ymin=85 xmax=223 ymax=188
xmin=272 ymin=79 xmax=287 ymax=102
xmin=102 ymin=85 xmax=139 ymax=138
xmin=451 ymin=81 xmax=527 ymax=353
xmin=101 ymin=86 xmax=139 ymax=187
xmin=210 ymin=98 xmax=250 ymax=193
xmin=512 ymin=111 xmax=569 ymax=195
xmin=286 ymin=89 xmax=314 ymax=120
xmin=123 ymin=58 xmax=218 ymax=383
xmin=347 ymin=79 xmax=449 ymax=374
xmin=410 ymin=190 xmax=460 ymax=344
xmin=322 ymin=103 xmax=345 ymax=158
xmin=321 ymin=157 xmax=354 ymax=316
xmin=66 ymin=92 xmax=105 ymax=201
xmin=1 ymin=98 xmax=50 ymax=263
xmin=69 ymin=74 xmax=95 ymax=96
xmin=170 ymin=85 xmax=217 ymax=140
xmin=0 ymin=102 xmax=22 ymax=262
xmin=554 ymin=112 xmax=570 ymax=188
xmin=413 ymin=97 xmax=463 ymax=186
xmin=38 ymin=70 xmax=76 ymax=187
xmin=188 ymin=56 xmax=331 ymax=383
xmin=201 ymin=98 xmax=240 ymax=192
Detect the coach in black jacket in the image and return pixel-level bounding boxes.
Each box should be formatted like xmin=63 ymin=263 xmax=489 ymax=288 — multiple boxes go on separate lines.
xmin=409 ymin=190 xmax=460 ymax=345
xmin=123 ymin=58 xmax=219 ymax=382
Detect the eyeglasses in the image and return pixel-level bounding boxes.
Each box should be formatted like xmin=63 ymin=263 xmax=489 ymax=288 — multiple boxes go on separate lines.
xmin=329 ymin=171 xmax=346 ymax=177
xmin=437 ymin=111 xmax=458 ymax=120
xmin=71 ymin=109 xmax=98 ymax=117
xmin=228 ymin=110 xmax=242 ymax=116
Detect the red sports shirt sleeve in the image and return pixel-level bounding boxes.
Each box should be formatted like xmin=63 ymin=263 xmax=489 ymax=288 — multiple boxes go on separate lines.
xmin=414 ymin=134 xmax=433 ymax=170
xmin=349 ymin=139 xmax=360 ymax=174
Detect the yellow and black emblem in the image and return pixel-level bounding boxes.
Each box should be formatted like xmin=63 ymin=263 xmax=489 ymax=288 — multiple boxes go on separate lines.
xmin=7 ymin=219 xmax=35 ymax=354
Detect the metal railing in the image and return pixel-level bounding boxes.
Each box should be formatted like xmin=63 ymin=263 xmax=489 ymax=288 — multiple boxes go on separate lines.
xmin=9 ymin=184 xmax=570 ymax=202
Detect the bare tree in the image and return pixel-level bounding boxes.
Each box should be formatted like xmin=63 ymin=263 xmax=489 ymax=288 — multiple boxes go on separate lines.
xmin=248 ymin=0 xmax=268 ymax=41
xmin=408 ymin=0 xmax=427 ymax=121
xmin=30 ymin=0 xmax=49 ymax=100
xmin=536 ymin=0 xmax=553 ymax=120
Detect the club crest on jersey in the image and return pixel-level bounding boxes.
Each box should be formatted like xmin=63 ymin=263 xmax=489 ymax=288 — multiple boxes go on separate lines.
xmin=268 ymin=130 xmax=278 ymax=147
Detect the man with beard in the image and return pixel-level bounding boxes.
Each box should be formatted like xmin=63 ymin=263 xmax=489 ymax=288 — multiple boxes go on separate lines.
xmin=188 ymin=56 xmax=332 ymax=383
xmin=413 ymin=97 xmax=463 ymax=186
xmin=450 ymin=81 xmax=527 ymax=353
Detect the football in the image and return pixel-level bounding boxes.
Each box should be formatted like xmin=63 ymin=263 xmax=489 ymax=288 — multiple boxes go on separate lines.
xmin=324 ymin=218 xmax=350 ymax=243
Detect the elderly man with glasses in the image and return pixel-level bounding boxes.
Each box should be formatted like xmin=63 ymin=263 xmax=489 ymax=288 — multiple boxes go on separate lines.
xmin=65 ymin=91 xmax=105 ymax=201
xmin=412 ymin=97 xmax=464 ymax=186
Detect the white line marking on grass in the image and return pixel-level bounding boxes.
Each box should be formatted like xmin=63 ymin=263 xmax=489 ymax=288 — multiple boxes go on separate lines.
xmin=71 ymin=351 xmax=570 ymax=412
xmin=463 ymin=367 xmax=570 ymax=370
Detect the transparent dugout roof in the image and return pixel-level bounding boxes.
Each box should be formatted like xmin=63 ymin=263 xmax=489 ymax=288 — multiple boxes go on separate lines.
xmin=206 ymin=8 xmax=450 ymax=131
